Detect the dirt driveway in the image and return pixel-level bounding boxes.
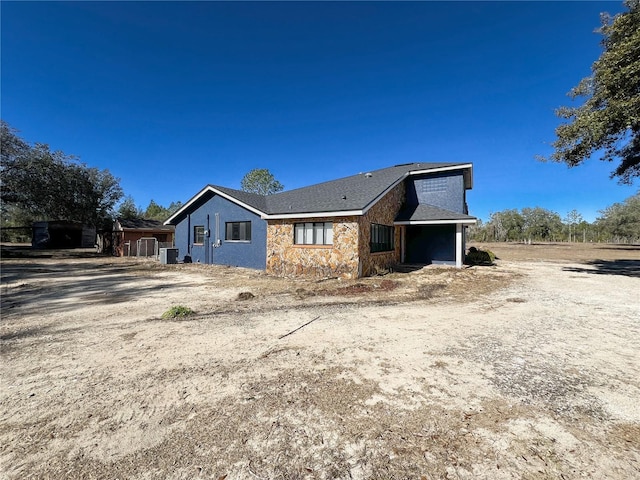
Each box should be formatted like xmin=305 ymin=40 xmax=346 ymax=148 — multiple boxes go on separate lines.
xmin=1 ymin=243 xmax=639 ymax=479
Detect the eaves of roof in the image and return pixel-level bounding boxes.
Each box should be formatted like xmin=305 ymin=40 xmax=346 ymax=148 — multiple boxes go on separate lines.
xmin=394 ymin=204 xmax=477 ymax=224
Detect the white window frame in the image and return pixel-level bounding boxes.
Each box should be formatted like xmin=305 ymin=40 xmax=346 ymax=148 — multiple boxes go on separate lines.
xmin=294 ymin=222 xmax=333 ymax=245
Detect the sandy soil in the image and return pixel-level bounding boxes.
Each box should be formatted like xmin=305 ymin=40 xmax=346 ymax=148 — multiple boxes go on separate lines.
xmin=1 ymin=243 xmax=639 ymax=479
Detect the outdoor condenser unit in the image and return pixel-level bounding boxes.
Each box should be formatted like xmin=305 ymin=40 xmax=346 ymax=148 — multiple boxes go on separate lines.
xmin=159 ymin=247 xmax=178 ymax=265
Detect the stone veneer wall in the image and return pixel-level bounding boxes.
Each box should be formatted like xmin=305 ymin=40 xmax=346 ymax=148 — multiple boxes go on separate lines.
xmin=357 ymin=181 xmax=404 ymax=277
xmin=266 ymin=182 xmax=406 ymax=278
xmin=266 ymin=216 xmax=360 ymax=278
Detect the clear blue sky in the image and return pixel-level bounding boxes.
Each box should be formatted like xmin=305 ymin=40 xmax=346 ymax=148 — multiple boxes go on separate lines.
xmin=2 ymin=1 xmax=635 ymax=222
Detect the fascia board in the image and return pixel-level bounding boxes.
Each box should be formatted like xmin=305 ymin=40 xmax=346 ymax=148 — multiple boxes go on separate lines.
xmin=122 ymin=227 xmax=175 ymax=232
xmin=164 ymin=185 xmax=267 ymax=225
xmin=464 ymin=165 xmax=474 ymax=189
xmin=394 ymin=219 xmax=477 ymax=225
xmin=263 ymin=210 xmax=363 ymax=220
xmin=409 ymin=164 xmax=474 ymax=190
xmin=164 ymin=185 xmax=213 ymax=225
xmin=407 ymin=163 xmax=473 ymax=177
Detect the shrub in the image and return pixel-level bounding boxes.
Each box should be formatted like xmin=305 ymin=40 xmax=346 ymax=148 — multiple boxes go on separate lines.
xmin=465 ymin=247 xmax=496 ymax=266
xmin=161 ymin=305 xmax=194 ymax=319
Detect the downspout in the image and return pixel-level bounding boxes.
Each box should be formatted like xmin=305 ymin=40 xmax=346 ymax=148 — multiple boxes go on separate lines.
xmin=206 ymin=214 xmax=210 ymax=264
xmin=187 ymin=214 xmax=191 ymax=254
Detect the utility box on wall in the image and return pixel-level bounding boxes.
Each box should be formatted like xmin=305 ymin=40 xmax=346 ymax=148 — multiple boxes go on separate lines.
xmin=159 ymin=247 xmax=178 ymax=264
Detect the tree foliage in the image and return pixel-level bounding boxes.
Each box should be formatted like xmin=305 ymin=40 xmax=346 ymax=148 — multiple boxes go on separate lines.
xmin=521 ymin=207 xmax=564 ymax=241
xmin=546 ymin=0 xmax=640 ymax=183
xmin=116 ymin=195 xmax=144 ymax=220
xmin=595 ymin=192 xmax=640 ymax=241
xmin=468 ymin=194 xmax=640 ymax=244
xmin=487 ymin=209 xmax=524 ymax=242
xmin=564 ymin=209 xmax=584 ymax=242
xmin=240 ymin=168 xmax=284 ymax=195
xmin=144 ymin=199 xmax=183 ymax=221
xmin=1 ymin=121 xmax=123 ymax=227
xmin=116 ymin=197 xmax=184 ymax=222
xmin=479 ymin=208 xmax=566 ymax=243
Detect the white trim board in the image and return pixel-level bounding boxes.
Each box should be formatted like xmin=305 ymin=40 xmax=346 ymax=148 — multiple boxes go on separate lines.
xmin=263 ymin=210 xmax=363 ymax=220
xmin=394 ymin=219 xmax=477 ymax=225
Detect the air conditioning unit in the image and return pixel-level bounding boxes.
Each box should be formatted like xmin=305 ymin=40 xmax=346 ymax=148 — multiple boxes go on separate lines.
xmin=159 ymin=247 xmax=178 ymax=264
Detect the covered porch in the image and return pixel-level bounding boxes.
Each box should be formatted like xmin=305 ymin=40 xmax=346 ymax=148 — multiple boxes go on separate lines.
xmin=394 ymin=204 xmax=477 ymax=268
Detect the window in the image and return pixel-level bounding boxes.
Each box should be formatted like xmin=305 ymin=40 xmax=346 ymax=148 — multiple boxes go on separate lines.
xmin=294 ymin=222 xmax=333 ymax=245
xmin=370 ymin=224 xmax=394 ymax=253
xmin=225 ymin=221 xmax=251 ymax=241
xmin=194 ymin=226 xmax=205 ymax=244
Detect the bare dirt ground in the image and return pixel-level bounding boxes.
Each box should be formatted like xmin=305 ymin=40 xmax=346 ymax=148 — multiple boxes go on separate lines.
xmin=1 ymin=242 xmax=639 ymax=479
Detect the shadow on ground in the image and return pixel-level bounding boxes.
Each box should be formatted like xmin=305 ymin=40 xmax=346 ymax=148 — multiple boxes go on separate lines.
xmin=0 ymin=259 xmax=196 ymax=316
xmin=563 ymin=259 xmax=640 ymax=278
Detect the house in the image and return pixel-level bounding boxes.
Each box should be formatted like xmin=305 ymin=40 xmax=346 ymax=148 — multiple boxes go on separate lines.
xmin=113 ymin=218 xmax=175 ymax=257
xmin=164 ymin=162 xmax=476 ymax=277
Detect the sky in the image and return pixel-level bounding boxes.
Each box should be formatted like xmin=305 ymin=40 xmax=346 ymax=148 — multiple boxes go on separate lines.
xmin=1 ymin=1 xmax=636 ymax=223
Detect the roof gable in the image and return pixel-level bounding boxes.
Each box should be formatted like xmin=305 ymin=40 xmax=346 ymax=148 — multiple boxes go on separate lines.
xmin=164 ymin=185 xmax=268 ymax=225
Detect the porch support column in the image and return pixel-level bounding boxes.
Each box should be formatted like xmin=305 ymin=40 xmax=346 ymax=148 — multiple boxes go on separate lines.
xmin=400 ymin=225 xmax=405 ymax=263
xmin=455 ymin=223 xmax=463 ymax=268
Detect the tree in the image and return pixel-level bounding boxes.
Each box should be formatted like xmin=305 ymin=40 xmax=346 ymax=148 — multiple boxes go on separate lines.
xmin=240 ymin=168 xmax=284 ymax=195
xmin=544 ymin=0 xmax=640 ymax=183
xmin=488 ymin=209 xmax=524 ymax=241
xmin=143 ymin=200 xmax=164 ymax=220
xmin=117 ymin=196 xmax=143 ymax=220
xmin=595 ymin=192 xmax=640 ymax=242
xmin=564 ymin=209 xmax=584 ymax=242
xmin=116 ymin=198 xmax=184 ymax=222
xmin=522 ymin=207 xmax=564 ymax=242
xmin=0 ymin=120 xmax=123 ymax=226
xmin=143 ymin=199 xmax=183 ymax=221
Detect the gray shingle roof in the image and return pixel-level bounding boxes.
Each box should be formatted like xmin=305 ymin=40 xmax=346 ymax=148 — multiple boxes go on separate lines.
xmin=212 ymin=185 xmax=268 ymax=213
xmin=116 ymin=218 xmax=175 ymax=230
xmin=395 ymin=204 xmax=476 ymax=223
xmin=166 ymin=162 xmax=473 ymax=224
xmin=262 ymin=162 xmax=468 ymax=215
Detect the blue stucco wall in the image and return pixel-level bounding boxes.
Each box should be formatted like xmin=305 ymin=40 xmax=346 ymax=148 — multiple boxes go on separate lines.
xmin=405 ymin=224 xmax=456 ymax=265
xmin=173 ymin=192 xmax=267 ymax=270
xmin=405 ymin=172 xmax=465 ymax=213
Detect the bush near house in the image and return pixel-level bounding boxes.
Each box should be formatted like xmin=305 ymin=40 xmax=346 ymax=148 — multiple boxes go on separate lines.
xmin=465 ymin=246 xmax=496 ymax=266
